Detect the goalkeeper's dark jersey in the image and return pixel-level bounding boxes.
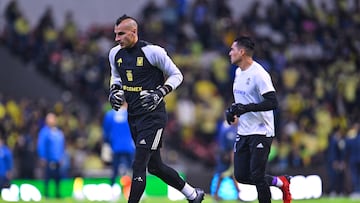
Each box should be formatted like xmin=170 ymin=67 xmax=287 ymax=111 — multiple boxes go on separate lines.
xmin=109 ymin=40 xmax=183 ymax=116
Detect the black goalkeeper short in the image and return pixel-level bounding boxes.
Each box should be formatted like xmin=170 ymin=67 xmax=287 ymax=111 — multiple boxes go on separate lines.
xmin=128 ymin=109 xmax=167 ymax=150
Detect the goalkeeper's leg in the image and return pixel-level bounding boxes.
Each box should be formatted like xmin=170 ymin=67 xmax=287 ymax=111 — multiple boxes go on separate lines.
xmin=148 ymin=149 xmax=204 ymax=202
xmin=128 ymin=148 xmax=151 ymax=203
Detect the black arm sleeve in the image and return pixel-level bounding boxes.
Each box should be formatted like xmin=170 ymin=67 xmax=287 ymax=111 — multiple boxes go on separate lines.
xmin=245 ymin=91 xmax=278 ymax=112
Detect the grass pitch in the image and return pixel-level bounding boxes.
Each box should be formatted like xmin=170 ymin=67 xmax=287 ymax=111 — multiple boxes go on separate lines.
xmin=11 ymin=196 xmax=360 ymax=203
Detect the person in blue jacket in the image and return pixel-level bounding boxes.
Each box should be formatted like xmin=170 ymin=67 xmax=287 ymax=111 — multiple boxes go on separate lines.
xmin=210 ymin=119 xmax=239 ymax=201
xmin=0 ymin=136 xmax=13 ymax=189
xmin=103 ymin=102 xmax=135 ymax=186
xmin=37 ymin=112 xmax=65 ymax=198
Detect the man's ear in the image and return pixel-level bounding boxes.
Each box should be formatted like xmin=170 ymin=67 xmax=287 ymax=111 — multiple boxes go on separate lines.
xmin=240 ymin=48 xmax=246 ymax=56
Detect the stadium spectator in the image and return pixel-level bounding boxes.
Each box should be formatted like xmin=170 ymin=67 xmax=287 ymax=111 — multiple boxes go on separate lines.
xmin=190 ymin=0 xmax=212 ymax=49
xmin=14 ymin=126 xmax=37 ymax=179
xmin=102 ymin=102 xmax=135 ymax=186
xmin=346 ymin=123 xmax=360 ymax=199
xmin=107 ymin=15 xmax=204 ymax=203
xmin=0 ymin=136 xmax=13 ymax=189
xmin=3 ymin=0 xmax=19 ymax=50
xmin=226 ymin=36 xmax=291 ymax=203
xmin=326 ymin=127 xmax=347 ymax=196
xmin=37 ymin=112 xmax=65 ymax=198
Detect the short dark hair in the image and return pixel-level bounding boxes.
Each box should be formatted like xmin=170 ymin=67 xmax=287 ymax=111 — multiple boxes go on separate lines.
xmin=234 ymin=36 xmax=255 ymax=56
xmin=115 ymin=14 xmax=138 ymax=26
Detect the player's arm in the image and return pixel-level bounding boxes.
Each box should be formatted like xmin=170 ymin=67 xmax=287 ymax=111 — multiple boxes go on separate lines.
xmin=142 ymin=45 xmax=183 ymax=94
xmin=242 ymin=91 xmax=278 ymax=111
xmin=102 ymin=112 xmax=112 ymax=143
xmin=232 ymin=70 xmax=277 ymax=116
xmin=109 ymin=45 xmax=123 ymax=87
xmin=140 ymin=45 xmax=183 ymax=111
xmin=108 ymin=45 xmax=125 ymax=111
xmin=231 ymin=91 xmax=278 ymax=116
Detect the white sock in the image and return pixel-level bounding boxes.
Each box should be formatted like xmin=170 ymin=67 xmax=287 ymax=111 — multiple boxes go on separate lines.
xmin=181 ymin=183 xmax=197 ymax=200
xmin=276 ymin=177 xmax=284 ymax=187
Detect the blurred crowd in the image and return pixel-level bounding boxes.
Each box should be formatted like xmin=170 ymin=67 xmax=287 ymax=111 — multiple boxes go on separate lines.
xmin=1 ymin=0 xmax=360 ymax=196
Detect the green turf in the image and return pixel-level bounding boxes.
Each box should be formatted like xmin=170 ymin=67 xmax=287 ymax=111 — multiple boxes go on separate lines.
xmin=9 ymin=196 xmax=360 ymax=203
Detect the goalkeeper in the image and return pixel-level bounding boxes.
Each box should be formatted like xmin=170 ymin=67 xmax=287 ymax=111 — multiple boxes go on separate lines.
xmin=107 ymin=15 xmax=204 ymax=203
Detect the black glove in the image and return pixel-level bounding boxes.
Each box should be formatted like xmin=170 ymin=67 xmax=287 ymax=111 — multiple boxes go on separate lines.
xmin=140 ymin=89 xmax=164 ymax=111
xmin=225 ymin=107 xmax=236 ymax=125
xmin=109 ymin=84 xmax=125 ymax=111
xmin=140 ymin=85 xmax=172 ymax=111
xmin=231 ymin=103 xmax=248 ymax=116
xmin=225 ymin=103 xmax=249 ymax=124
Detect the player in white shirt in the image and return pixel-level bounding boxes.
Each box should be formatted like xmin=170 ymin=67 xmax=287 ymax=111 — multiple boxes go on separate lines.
xmin=226 ymin=36 xmax=292 ymax=203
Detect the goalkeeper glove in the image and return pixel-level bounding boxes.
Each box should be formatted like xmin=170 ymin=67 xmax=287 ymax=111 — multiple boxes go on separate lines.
xmin=109 ymin=84 xmax=125 ymax=111
xmin=140 ymin=85 xmax=172 ymax=111
xmin=225 ymin=103 xmax=258 ymax=124
xmin=225 ymin=107 xmax=236 ymax=125
xmin=231 ymin=103 xmax=257 ymax=116
xmin=231 ymin=103 xmax=247 ymax=116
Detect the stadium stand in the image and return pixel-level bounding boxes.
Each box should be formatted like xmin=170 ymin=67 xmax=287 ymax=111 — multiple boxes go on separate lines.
xmin=1 ymin=0 xmax=360 ymax=195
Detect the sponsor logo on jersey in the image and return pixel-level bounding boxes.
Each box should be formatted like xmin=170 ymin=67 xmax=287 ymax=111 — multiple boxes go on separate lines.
xmin=123 ymin=85 xmax=142 ymax=92
xmin=234 ymin=89 xmax=246 ymax=95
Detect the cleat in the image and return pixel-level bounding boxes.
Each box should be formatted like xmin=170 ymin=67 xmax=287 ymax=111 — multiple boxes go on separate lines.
xmin=188 ymin=188 xmax=205 ymax=203
xmin=279 ymin=175 xmax=292 ymax=203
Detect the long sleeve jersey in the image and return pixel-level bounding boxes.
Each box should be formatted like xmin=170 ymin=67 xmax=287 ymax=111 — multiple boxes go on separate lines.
xmin=109 ymin=40 xmax=183 ymax=116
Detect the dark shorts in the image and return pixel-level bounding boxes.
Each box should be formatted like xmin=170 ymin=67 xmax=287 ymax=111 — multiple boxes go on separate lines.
xmin=128 ymin=110 xmax=167 ymax=150
xmin=233 ymin=134 xmax=273 ymax=184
